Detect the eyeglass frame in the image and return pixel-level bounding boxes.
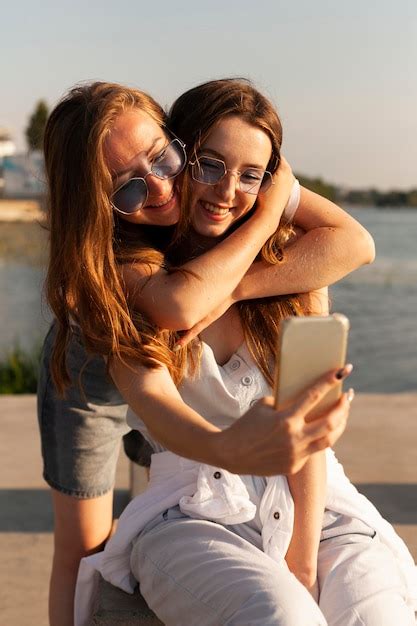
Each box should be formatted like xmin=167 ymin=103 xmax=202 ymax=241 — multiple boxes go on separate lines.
xmin=110 ymin=131 xmax=187 ymax=216
xmin=188 ymin=154 xmax=275 ymax=195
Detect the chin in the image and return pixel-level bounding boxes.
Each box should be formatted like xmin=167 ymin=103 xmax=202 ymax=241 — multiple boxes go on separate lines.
xmin=193 ymin=217 xmax=234 ymax=239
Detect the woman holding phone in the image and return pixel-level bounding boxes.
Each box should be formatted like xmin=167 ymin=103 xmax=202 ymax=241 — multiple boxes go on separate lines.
xmin=40 ymin=79 xmax=377 ymax=625
xmin=76 ymin=79 xmax=416 ymax=625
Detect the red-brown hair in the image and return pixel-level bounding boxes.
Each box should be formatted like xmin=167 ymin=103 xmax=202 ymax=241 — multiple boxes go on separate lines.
xmin=44 ymin=81 xmax=182 ymax=394
xmin=168 ymin=78 xmax=307 ymax=385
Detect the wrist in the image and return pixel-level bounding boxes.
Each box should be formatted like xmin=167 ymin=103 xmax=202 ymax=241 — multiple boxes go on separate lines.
xmin=207 ymin=428 xmax=238 ymax=473
xmin=205 ymin=430 xmax=230 ymax=470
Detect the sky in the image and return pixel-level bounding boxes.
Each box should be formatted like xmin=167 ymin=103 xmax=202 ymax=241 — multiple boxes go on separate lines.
xmin=2 ymin=0 xmax=416 ymax=190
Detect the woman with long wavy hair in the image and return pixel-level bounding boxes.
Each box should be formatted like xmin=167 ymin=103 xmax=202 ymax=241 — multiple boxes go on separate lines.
xmin=76 ymin=79 xmax=417 ymax=625
xmin=39 ymin=80 xmax=377 ymax=625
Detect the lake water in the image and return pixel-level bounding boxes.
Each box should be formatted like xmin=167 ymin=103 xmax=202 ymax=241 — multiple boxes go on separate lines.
xmin=0 ymin=221 xmax=50 ymax=359
xmin=0 ymin=207 xmax=416 ymax=392
xmin=331 ymin=208 xmax=417 ymax=392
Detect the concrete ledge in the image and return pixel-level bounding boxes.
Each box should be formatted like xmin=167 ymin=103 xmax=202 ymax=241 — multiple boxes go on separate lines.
xmin=92 ymin=468 xmax=160 ymax=625
xmin=92 ymin=576 xmax=163 ymax=625
xmin=2 ymin=393 xmax=415 ymax=624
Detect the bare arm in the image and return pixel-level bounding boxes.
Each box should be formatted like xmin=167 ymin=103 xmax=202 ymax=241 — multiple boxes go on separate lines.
xmin=109 ymin=356 xmax=352 ymax=476
xmin=285 ymin=453 xmax=326 ymax=595
xmin=285 ymin=288 xmax=329 ymax=593
xmin=122 ymin=160 xmax=295 ymax=330
xmin=235 ymin=186 xmax=375 ymax=300
xmin=174 ymin=187 xmax=375 ymax=348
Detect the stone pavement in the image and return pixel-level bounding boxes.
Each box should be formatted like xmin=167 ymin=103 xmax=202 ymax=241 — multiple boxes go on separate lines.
xmin=0 ymin=395 xmax=130 ymax=626
xmin=1 ymin=393 xmax=416 ymax=625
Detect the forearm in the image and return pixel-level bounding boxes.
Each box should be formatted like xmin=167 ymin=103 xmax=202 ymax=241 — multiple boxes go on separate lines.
xmin=137 ymin=392 xmax=226 ymax=464
xmin=124 ymin=162 xmax=297 ymax=330
xmin=125 ymin=211 xmax=276 ymax=330
xmin=235 ymin=230 xmax=344 ymax=298
xmin=110 ymin=356 xmax=232 ymax=467
xmin=285 ymin=451 xmax=327 ymax=587
xmin=110 ymin=352 xmax=352 ymax=476
xmin=285 ymin=281 xmax=328 ymax=585
xmin=164 ymin=212 xmax=278 ymax=323
xmin=235 ymin=187 xmax=375 ymax=300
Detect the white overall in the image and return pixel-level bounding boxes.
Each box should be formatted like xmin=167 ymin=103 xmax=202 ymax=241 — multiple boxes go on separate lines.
xmin=75 ymin=342 xmax=417 ymax=626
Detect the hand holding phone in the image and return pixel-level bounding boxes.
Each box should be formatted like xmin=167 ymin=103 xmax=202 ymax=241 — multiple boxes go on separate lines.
xmin=274 ymin=313 xmax=350 ymax=420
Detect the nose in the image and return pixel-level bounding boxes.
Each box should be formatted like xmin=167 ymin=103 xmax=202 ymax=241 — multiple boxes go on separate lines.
xmin=215 ymin=171 xmax=237 ymax=203
xmin=145 ymin=171 xmax=172 ymax=197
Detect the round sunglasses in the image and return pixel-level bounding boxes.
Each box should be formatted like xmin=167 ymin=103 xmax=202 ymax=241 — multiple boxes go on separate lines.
xmin=111 ymin=136 xmax=186 ymax=215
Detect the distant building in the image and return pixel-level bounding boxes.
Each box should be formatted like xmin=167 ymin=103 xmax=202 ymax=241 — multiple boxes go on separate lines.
xmin=2 ymin=151 xmax=45 ymax=198
xmin=0 ymin=128 xmax=17 ymax=195
xmin=0 ymin=129 xmax=47 ymax=198
xmin=0 ymin=128 xmax=16 ymax=159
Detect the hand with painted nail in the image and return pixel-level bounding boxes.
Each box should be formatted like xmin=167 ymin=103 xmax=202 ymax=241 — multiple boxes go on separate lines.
xmin=218 ymin=366 xmax=354 ymax=476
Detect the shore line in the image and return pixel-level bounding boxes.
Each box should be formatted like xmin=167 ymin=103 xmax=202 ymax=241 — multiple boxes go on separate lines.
xmin=0 ymin=198 xmax=45 ymax=222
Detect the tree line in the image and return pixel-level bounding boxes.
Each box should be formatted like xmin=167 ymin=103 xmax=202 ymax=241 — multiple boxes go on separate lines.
xmin=296 ymin=174 xmax=417 ymax=208
xmin=25 ymin=100 xmax=49 ymax=151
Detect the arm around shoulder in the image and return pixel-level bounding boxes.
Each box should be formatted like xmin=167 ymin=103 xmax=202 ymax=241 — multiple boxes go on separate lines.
xmin=234 ymin=187 xmax=375 ymax=300
xmin=295 ymin=186 xmax=376 ymax=267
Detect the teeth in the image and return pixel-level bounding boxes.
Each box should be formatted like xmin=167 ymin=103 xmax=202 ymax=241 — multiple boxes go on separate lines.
xmin=202 ymin=202 xmax=230 ymax=216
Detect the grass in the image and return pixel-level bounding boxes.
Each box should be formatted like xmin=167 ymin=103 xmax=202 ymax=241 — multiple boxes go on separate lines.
xmin=0 ymin=344 xmax=41 ymax=394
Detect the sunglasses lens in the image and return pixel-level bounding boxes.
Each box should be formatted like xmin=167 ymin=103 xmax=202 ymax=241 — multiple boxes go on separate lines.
xmin=112 ymin=178 xmax=147 ymax=214
xmin=239 ymin=169 xmax=268 ymax=194
xmin=152 ymin=139 xmax=186 ymax=179
xmin=192 ymin=157 xmax=225 ymax=184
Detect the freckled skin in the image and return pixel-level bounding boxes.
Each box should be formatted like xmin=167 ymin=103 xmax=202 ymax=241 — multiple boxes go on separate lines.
xmin=105 ymin=109 xmax=181 ymax=227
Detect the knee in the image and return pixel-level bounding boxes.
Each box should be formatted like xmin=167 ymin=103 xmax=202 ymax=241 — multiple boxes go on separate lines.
xmin=52 ymin=489 xmax=114 ymax=559
xmin=52 ymin=536 xmax=103 ymax=580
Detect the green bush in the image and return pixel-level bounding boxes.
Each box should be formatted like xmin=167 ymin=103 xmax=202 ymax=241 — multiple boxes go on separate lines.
xmin=0 ymin=344 xmax=41 ymax=394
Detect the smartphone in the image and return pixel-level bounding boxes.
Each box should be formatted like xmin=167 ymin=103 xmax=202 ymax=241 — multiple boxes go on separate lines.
xmin=274 ymin=313 xmax=350 ymax=419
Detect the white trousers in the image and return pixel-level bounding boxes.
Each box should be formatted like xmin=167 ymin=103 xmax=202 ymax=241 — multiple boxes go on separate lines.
xmin=131 ymin=508 xmax=415 ymax=626
xmin=317 ymin=533 xmax=414 ymax=625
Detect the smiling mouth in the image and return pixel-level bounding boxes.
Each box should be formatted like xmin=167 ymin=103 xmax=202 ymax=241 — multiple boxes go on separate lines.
xmin=146 ymin=188 xmax=175 ymax=209
xmin=201 ymin=201 xmax=232 ymax=217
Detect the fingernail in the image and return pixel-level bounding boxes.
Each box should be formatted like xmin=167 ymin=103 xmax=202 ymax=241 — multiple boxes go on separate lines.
xmin=347 ymin=388 xmax=355 ymax=403
xmin=336 ymin=363 xmax=353 ymax=380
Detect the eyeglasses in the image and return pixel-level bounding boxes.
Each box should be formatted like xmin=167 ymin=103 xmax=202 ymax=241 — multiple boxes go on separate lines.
xmin=189 ymin=155 xmax=274 ymax=195
xmin=111 ymin=135 xmax=186 ymax=215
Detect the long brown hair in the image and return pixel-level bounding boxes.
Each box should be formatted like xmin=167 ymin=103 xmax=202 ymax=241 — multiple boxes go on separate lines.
xmin=168 ymin=78 xmax=308 ymax=385
xmin=44 ymin=81 xmax=182 ymax=394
